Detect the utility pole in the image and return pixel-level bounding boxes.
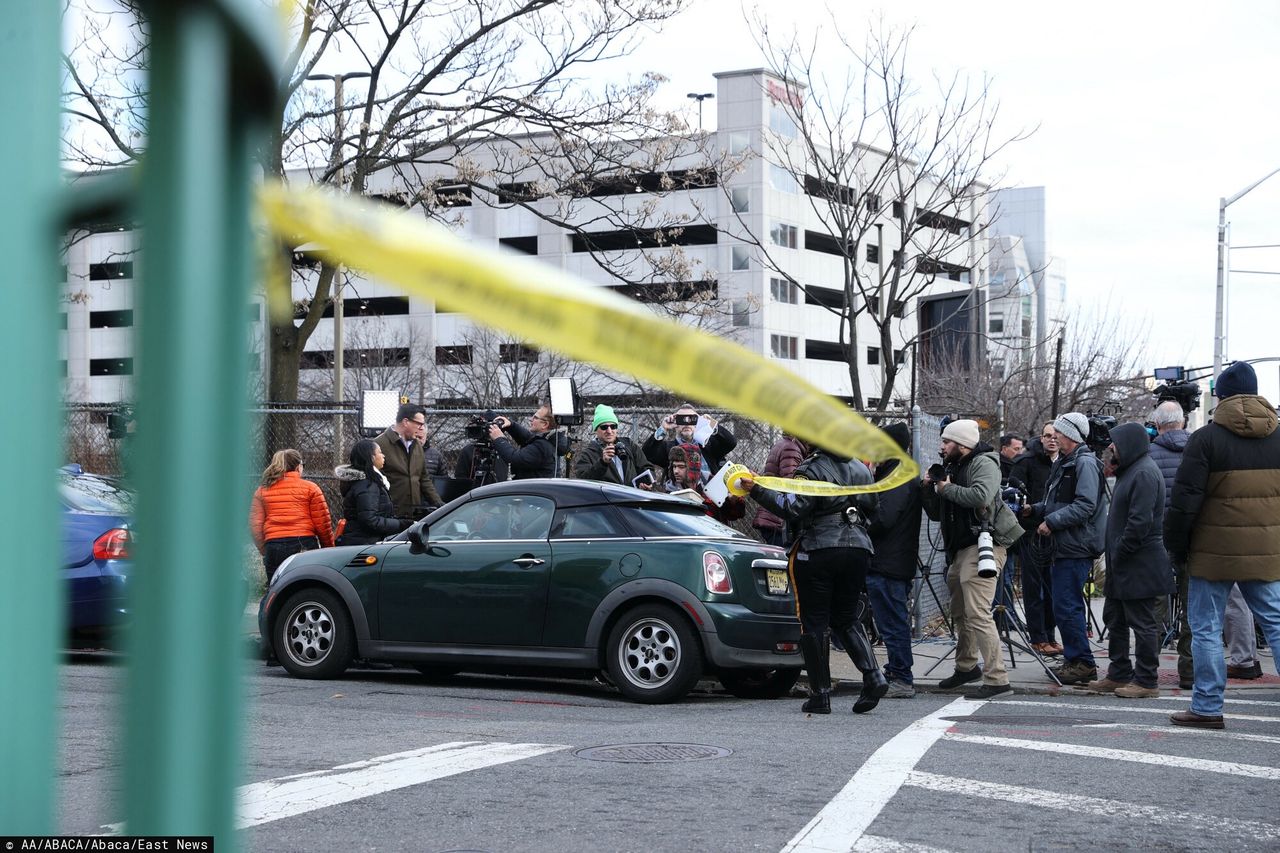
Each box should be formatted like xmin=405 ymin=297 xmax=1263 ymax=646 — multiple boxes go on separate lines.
xmin=306 ymin=71 xmax=370 ymax=464
xmin=1215 ymin=166 xmax=1280 ymax=381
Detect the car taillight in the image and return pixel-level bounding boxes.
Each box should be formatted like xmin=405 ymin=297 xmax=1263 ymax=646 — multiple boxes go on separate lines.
xmin=93 ymin=528 xmax=131 ymax=560
xmin=703 ymin=551 xmax=732 ymax=594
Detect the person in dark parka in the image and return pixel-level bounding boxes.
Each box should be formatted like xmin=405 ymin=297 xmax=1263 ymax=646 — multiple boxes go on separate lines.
xmin=1091 ymin=422 xmax=1174 ymax=697
xmin=335 ymin=439 xmax=411 ymax=546
xmin=866 ymin=422 xmax=923 ymax=698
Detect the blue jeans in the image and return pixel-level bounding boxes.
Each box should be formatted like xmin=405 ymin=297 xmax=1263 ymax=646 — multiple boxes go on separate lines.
xmin=1050 ymin=557 xmax=1095 ymax=666
xmin=1187 ymin=577 xmax=1280 ymax=716
xmin=866 ymin=573 xmax=913 ymax=684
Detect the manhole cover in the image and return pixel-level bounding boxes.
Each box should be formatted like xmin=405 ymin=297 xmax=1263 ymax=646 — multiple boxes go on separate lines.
xmin=574 ymin=743 xmax=732 ymax=763
xmin=942 ymin=715 xmax=1108 ymax=726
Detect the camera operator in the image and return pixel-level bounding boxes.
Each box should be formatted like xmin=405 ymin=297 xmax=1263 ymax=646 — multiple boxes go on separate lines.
xmin=737 ymin=445 xmax=888 ymax=716
xmin=454 ymin=411 xmax=509 ymax=487
xmin=922 ymin=419 xmax=1024 ymax=700
xmin=573 ymin=404 xmax=656 ymax=489
xmin=1010 ymin=422 xmax=1062 ymax=655
xmin=488 ymin=405 xmax=559 ymax=480
xmin=1021 ymin=412 xmax=1108 ymax=685
xmin=374 ymin=404 xmax=444 ymax=522
xmin=643 ymin=403 xmax=737 ymax=481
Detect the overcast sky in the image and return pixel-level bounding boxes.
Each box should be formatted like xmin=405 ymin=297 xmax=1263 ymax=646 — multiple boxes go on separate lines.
xmin=622 ymin=0 xmax=1280 ymax=404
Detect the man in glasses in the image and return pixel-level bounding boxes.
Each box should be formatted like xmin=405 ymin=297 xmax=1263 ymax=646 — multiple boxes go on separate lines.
xmin=574 ymin=404 xmax=656 ymax=489
xmin=488 ymin=404 xmax=559 ymax=480
xmin=1011 ymin=422 xmax=1062 ymax=655
xmin=643 ymin=403 xmax=737 ymax=482
xmin=374 ymin=403 xmax=444 ymax=521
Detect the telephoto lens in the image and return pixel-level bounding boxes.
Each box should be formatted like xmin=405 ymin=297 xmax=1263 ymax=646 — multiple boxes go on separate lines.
xmin=976 ymin=529 xmax=999 ymax=578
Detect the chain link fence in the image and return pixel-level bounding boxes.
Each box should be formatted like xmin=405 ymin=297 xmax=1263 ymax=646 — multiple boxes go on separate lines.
xmin=66 ymin=400 xmax=951 ymax=633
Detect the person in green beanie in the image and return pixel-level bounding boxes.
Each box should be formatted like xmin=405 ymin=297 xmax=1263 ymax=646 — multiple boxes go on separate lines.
xmin=573 ymin=404 xmax=656 ymax=489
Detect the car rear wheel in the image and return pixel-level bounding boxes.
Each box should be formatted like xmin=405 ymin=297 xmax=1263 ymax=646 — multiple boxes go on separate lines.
xmin=605 ymin=603 xmax=703 ymax=704
xmin=718 ymin=667 xmax=802 ymax=699
xmin=275 ymin=588 xmax=354 ymax=679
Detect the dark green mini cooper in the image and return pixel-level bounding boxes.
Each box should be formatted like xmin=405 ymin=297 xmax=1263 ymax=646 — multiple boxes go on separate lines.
xmin=260 ymin=479 xmax=802 ymax=703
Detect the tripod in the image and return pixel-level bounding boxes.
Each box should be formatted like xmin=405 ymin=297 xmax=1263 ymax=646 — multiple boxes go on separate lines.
xmin=993 ymin=555 xmax=1063 ymax=684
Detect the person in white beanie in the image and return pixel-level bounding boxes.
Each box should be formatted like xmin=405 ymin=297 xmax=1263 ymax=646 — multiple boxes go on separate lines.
xmin=1022 ymin=412 xmax=1108 ymax=685
xmin=922 ymin=419 xmax=1025 ymax=700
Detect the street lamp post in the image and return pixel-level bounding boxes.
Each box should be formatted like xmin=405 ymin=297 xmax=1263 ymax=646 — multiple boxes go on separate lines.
xmin=1214 ymin=166 xmax=1280 ymax=382
xmin=686 ymin=92 xmax=714 ymax=130
xmin=306 ymin=72 xmax=370 ymax=462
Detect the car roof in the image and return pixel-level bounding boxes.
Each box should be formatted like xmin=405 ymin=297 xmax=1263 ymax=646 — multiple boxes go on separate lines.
xmin=465 ymin=478 xmax=695 ymax=510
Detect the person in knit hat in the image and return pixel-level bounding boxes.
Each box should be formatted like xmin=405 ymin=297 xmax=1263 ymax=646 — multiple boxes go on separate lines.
xmin=664 ymin=443 xmax=746 ymax=523
xmin=922 ymin=419 xmax=1025 ymax=700
xmin=572 ymin=404 xmax=656 ymax=488
xmin=1023 ymin=411 xmax=1108 ymax=685
xmin=1165 ymin=360 xmax=1280 ymax=730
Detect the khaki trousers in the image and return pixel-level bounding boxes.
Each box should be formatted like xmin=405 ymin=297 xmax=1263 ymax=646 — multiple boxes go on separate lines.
xmin=947 ymin=543 xmax=1008 ymax=685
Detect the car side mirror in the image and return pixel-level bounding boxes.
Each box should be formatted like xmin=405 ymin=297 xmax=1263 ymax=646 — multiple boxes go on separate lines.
xmin=407 ymin=525 xmax=427 ymax=554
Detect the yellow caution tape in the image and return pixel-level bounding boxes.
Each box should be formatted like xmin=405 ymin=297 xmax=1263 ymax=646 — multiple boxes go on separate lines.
xmin=723 ymin=463 xmax=891 ymax=498
xmin=258 ymin=184 xmax=919 ymax=491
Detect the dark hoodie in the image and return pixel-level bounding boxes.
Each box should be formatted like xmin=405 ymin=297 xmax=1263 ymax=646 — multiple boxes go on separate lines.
xmin=1165 ymin=395 xmax=1280 ymax=582
xmin=1104 ymin=423 xmax=1174 ymax=600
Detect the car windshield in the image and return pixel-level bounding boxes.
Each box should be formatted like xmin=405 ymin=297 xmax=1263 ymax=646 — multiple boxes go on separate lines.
xmin=59 ymin=471 xmax=134 ymax=514
xmin=616 ymin=504 xmax=746 ymax=539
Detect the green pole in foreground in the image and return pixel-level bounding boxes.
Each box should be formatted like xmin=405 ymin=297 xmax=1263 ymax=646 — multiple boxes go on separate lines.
xmin=0 ymin=1 xmax=64 ymax=835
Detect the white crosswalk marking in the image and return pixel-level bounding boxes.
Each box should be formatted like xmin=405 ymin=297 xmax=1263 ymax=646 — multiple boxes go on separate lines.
xmin=101 ymin=741 xmax=567 ymax=835
xmin=780 ymin=697 xmax=985 ymax=853
xmin=942 ymin=732 xmax=1280 ymax=779
xmin=989 ymin=698 xmax=1280 ymax=722
xmin=905 ymin=772 xmax=1280 ymax=843
xmin=852 ymin=835 xmax=955 ymax=853
xmin=1073 ymin=722 xmax=1280 ymax=745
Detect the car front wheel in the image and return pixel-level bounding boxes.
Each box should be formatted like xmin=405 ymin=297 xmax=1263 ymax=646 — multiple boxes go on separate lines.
xmin=275 ymin=588 xmax=354 ymax=679
xmin=718 ymin=667 xmax=802 ymax=699
xmin=605 ymin=603 xmax=703 ymax=704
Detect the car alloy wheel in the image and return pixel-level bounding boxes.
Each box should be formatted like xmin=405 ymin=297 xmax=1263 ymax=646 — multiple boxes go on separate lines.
xmin=275 ymin=588 xmax=354 ymax=679
xmin=605 ymin=603 xmax=703 ymax=704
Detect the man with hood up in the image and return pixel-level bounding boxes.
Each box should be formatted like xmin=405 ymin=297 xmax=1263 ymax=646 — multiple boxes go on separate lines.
xmin=922 ymin=419 xmax=1025 ymax=700
xmin=1085 ymin=422 xmax=1174 ymax=698
xmin=1165 ymin=361 xmax=1280 ymax=729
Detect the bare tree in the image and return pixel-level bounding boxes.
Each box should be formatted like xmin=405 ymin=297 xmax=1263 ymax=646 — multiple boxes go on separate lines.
xmin=722 ymin=17 xmax=1030 ymax=412
xmin=917 ymin=309 xmax=1153 ymax=436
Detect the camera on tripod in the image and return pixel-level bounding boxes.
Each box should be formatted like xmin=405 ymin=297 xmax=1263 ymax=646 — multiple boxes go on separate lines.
xmin=463 ymin=409 xmax=500 ymax=444
xmin=1084 ymin=407 xmax=1118 ymax=455
xmin=1153 ymin=365 xmax=1201 ymax=416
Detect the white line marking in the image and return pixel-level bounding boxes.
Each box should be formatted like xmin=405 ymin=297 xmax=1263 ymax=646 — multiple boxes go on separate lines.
xmin=236 ymin=741 xmax=566 ymax=828
xmin=1068 ymin=692 xmax=1280 ymax=708
xmin=941 ymin=732 xmax=1280 ymax=779
xmin=989 ymin=698 xmax=1280 ymax=722
xmin=852 ymin=835 xmax=955 ymax=853
xmin=779 ymin=697 xmax=984 ymax=853
xmin=1073 ymin=722 xmax=1280 ymax=745
xmin=905 ymin=772 xmax=1280 ymax=842
xmin=101 ymin=741 xmax=567 ymax=834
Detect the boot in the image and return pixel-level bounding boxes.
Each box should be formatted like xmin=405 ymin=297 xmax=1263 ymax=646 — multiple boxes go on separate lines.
xmin=798 ymin=632 xmax=831 ymax=714
xmin=834 ymin=623 xmax=888 ymax=714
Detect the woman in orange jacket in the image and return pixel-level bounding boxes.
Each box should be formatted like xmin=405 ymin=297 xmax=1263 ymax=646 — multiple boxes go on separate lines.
xmin=249 ymin=449 xmax=334 ymax=582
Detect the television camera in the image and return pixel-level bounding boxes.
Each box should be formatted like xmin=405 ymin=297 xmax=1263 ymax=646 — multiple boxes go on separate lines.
xmin=1152 ymin=365 xmax=1201 ymax=416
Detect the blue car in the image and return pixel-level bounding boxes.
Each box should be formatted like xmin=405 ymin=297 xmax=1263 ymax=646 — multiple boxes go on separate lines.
xmin=60 ymin=464 xmax=133 ymax=643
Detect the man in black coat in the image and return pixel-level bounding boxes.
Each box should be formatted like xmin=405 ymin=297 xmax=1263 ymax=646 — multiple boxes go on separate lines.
xmin=1009 ymin=422 xmax=1061 ymax=654
xmin=642 ymin=403 xmax=737 ymax=482
xmin=1088 ymin=422 xmax=1174 ymax=698
xmin=489 ymin=404 xmax=558 ymax=479
xmin=866 ymin=423 xmax=923 ymax=698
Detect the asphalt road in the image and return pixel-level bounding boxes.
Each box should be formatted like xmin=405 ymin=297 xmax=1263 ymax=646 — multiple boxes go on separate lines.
xmin=55 ymin=656 xmax=1280 ymax=852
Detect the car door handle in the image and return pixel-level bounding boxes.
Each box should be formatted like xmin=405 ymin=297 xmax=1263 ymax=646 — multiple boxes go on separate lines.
xmin=512 ymin=557 xmax=545 ymax=567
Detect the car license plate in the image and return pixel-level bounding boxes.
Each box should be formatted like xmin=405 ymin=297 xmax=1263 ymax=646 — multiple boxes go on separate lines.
xmin=766 ymin=568 xmax=789 ymax=595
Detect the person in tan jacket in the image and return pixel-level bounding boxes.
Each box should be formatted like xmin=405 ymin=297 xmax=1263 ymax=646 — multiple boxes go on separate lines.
xmin=373 ymin=403 xmax=443 ymax=520
xmin=249 ymin=449 xmax=334 ymax=582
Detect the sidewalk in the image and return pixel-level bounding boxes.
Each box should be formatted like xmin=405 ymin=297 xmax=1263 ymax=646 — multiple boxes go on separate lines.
xmin=830 ymin=598 xmax=1279 ymax=697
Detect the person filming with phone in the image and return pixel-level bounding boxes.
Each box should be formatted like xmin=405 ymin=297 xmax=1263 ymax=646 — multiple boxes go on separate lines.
xmin=643 ymin=403 xmax=737 ymax=482
xmin=574 ymin=404 xmax=656 ymax=489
